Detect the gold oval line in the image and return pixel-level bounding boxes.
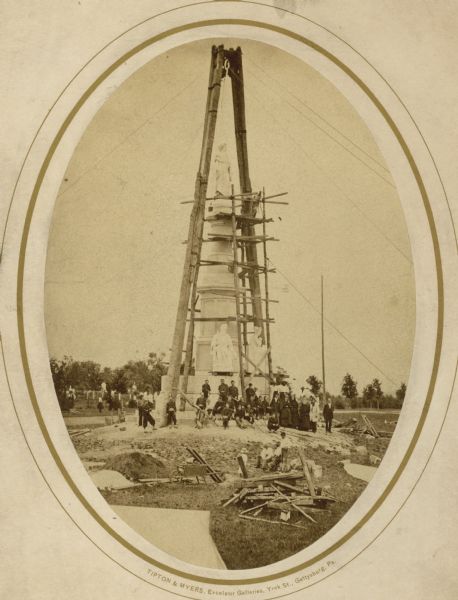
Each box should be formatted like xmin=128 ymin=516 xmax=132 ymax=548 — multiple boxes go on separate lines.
xmin=16 ymin=19 xmax=443 ymax=586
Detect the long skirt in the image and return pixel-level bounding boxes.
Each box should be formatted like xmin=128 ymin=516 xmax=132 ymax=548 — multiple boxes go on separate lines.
xmin=279 ymin=407 xmax=291 ymax=427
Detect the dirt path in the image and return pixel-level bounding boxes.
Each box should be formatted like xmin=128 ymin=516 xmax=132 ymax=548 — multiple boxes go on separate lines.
xmin=112 ymin=506 xmax=226 ymax=569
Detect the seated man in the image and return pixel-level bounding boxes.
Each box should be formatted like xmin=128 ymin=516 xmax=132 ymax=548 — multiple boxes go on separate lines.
xmin=244 ymin=405 xmax=255 ymax=425
xmin=221 ymin=402 xmax=232 ymax=429
xmin=267 ymin=440 xmax=282 ymax=471
xmin=257 ymin=443 xmax=274 ymax=469
xmin=195 ymin=394 xmax=207 ymax=429
xmin=196 ymin=394 xmax=206 ymax=410
xmin=234 ymin=402 xmax=247 ymax=429
xmin=279 ymin=430 xmax=292 ymax=472
xmin=212 ymin=397 xmax=224 ymax=417
xmin=267 ymin=412 xmax=280 ymax=432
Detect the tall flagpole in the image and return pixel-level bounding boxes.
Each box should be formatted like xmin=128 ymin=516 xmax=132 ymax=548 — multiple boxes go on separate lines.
xmin=321 ymin=275 xmax=326 ymax=408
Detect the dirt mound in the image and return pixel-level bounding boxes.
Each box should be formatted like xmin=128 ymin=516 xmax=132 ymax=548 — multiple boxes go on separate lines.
xmin=104 ymin=452 xmax=169 ymax=481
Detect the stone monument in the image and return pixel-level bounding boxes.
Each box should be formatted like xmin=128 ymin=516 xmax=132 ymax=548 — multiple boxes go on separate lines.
xmin=157 ymin=144 xmax=269 ymax=420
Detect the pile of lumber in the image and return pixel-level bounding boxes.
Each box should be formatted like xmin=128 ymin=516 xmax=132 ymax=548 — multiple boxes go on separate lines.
xmin=338 ymin=415 xmax=392 ymax=438
xmin=223 ymin=450 xmax=335 ymax=528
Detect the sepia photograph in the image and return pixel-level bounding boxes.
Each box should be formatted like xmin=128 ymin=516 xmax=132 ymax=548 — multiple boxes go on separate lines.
xmin=44 ymin=38 xmax=415 ymax=571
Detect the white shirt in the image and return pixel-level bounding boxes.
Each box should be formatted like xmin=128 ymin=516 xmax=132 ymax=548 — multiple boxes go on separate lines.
xmin=280 ymin=437 xmax=292 ymax=450
xmin=310 ymin=403 xmax=320 ymax=421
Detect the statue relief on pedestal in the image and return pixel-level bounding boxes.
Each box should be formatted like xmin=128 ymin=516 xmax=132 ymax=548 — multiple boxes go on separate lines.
xmin=248 ymin=326 xmax=268 ymax=375
xmin=210 ymin=323 xmax=235 ymax=373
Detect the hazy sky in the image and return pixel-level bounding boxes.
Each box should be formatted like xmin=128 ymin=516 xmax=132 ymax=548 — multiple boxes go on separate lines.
xmin=45 ymin=38 xmax=415 ymax=394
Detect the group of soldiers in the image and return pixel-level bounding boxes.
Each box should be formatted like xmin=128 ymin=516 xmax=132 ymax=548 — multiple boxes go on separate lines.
xmin=194 ymin=379 xmax=335 ymax=433
xmin=136 ymin=392 xmax=178 ymax=432
xmin=194 ymin=379 xmax=268 ymax=430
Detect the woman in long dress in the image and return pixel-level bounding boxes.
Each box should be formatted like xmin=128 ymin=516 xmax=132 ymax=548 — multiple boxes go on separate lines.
xmin=290 ymin=395 xmax=299 ymax=429
xmin=279 ymin=392 xmax=292 ymax=427
xmin=299 ymin=398 xmax=311 ymax=431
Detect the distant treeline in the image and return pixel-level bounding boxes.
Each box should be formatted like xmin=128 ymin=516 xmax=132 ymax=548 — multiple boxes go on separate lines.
xmin=50 ymin=355 xmax=406 ymax=412
xmin=300 ymin=373 xmax=406 ymax=410
xmin=49 ymin=352 xmax=167 ymax=409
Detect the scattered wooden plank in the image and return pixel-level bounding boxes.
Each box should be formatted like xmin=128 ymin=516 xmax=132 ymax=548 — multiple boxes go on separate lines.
xmin=297 ymin=449 xmax=316 ymax=498
xmin=222 ymin=492 xmax=241 ymax=507
xmin=239 ymin=514 xmax=308 ymax=530
xmin=239 ymin=502 xmax=268 ymax=515
xmin=245 ymin=494 xmax=278 ymax=501
xmin=238 ymin=488 xmax=250 ymax=502
xmin=267 ymin=501 xmax=310 ymax=511
xmin=273 ymin=480 xmax=307 ymax=494
xmin=240 ymin=471 xmax=305 ymax=485
xmin=272 ymin=484 xmax=317 ymax=523
xmin=294 ymin=496 xmax=335 ymax=506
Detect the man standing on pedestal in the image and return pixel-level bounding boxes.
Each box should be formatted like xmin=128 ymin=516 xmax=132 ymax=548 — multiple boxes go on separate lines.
xmin=202 ymin=379 xmax=211 ymax=400
xmin=245 ymin=382 xmax=256 ymax=405
xmin=218 ymin=379 xmax=229 ymax=403
xmin=228 ymin=380 xmax=239 ymax=403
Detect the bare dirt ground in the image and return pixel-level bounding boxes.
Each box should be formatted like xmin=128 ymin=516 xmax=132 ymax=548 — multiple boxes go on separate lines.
xmin=69 ymin=412 xmax=394 ymax=569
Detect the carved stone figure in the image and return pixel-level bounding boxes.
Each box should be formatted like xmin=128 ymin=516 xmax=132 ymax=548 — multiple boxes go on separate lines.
xmin=214 ymin=142 xmax=232 ymax=197
xmin=249 ymin=326 xmax=268 ymax=374
xmin=210 ymin=323 xmax=235 ymax=372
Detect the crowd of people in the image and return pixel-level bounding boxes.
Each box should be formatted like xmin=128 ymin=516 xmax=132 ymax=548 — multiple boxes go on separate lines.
xmin=93 ymin=377 xmax=335 ymax=436
xmin=193 ymin=379 xmax=334 ymax=433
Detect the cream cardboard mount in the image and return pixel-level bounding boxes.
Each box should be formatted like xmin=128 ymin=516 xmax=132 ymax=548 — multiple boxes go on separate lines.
xmin=0 ymin=2 xmax=457 ymax=599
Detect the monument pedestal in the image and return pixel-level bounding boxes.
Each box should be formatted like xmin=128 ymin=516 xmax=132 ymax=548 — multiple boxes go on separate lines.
xmin=156 ymin=371 xmax=270 ymax=426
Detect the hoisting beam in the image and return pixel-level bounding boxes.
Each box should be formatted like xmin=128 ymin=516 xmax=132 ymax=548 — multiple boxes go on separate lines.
xmin=225 ymin=47 xmax=266 ymax=343
xmin=165 ymin=45 xmax=225 ymax=406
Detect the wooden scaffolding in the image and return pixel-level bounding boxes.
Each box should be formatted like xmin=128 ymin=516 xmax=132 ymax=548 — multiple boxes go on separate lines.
xmin=163 ymin=45 xmax=287 ymax=408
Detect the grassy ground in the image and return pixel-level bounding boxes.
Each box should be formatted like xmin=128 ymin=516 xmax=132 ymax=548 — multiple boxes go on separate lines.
xmin=335 ymin=410 xmax=399 ymax=434
xmin=71 ymin=410 xmax=394 ymax=569
xmin=99 ymin=444 xmax=367 ymax=569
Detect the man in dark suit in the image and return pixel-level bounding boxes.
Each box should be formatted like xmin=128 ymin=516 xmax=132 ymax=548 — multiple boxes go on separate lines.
xmin=202 ymin=380 xmax=211 ymax=399
xmin=218 ymin=379 xmax=229 ymax=402
xmin=323 ymin=399 xmax=334 ymax=433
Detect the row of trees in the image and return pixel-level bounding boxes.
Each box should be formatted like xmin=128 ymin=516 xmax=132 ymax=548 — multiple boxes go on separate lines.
xmin=305 ymin=372 xmax=406 ymax=410
xmin=50 ymin=352 xmax=168 ymax=408
xmin=50 ymin=353 xmax=406 ymax=411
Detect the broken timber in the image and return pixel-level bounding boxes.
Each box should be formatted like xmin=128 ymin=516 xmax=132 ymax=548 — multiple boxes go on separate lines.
xmin=186 ymin=447 xmax=223 ymax=483
xmin=361 ymin=414 xmax=379 ymax=438
xmin=222 ymin=469 xmax=335 ymax=528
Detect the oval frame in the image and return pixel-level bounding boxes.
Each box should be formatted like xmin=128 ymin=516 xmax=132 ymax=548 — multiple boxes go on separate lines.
xmin=1 ymin=3 xmax=455 ymax=596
